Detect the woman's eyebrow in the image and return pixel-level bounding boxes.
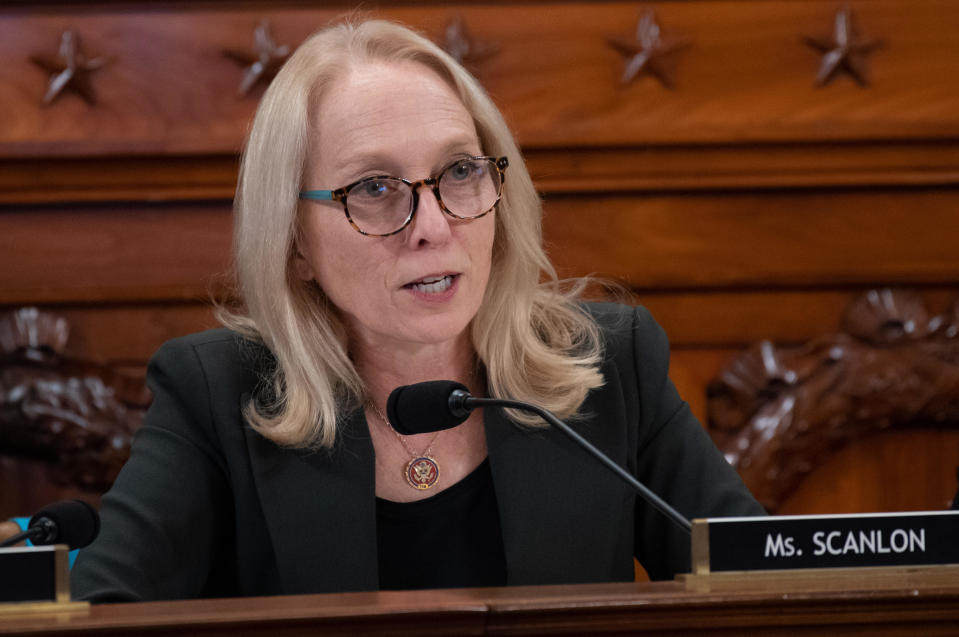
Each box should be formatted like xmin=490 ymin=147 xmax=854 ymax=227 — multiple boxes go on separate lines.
xmin=330 ymin=137 xmax=481 ymax=181
xmin=330 ymin=152 xmax=397 ymax=182
xmin=439 ymin=137 xmax=482 ymax=156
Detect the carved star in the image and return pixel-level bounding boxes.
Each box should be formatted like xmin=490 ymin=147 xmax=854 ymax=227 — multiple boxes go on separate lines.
xmin=223 ymin=21 xmax=291 ymax=96
xmin=607 ymin=11 xmax=690 ymax=87
xmin=440 ymin=15 xmax=499 ymax=68
xmin=804 ymin=6 xmax=884 ymax=86
xmin=29 ymin=31 xmax=108 ymax=105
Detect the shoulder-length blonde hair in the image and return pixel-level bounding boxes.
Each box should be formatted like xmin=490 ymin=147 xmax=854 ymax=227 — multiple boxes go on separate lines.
xmin=221 ymin=19 xmax=605 ymax=448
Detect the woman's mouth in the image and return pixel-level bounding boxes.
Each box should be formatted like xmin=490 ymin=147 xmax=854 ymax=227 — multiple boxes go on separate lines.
xmin=407 ymin=274 xmax=457 ymax=295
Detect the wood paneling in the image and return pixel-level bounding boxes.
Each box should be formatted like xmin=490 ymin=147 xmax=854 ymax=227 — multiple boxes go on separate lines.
xmin=31 ymin=303 xmax=219 ymax=364
xmin=0 ymin=203 xmax=232 ymax=304
xmin=545 ymin=188 xmax=959 ymax=289
xmin=5 ymin=290 xmax=959 ymax=371
xmin=4 ymin=2 xmax=959 ymax=155
xmin=0 ymin=140 xmax=959 ymax=204
xmin=637 ymin=288 xmax=959 ymax=347
xmin=6 ymin=141 xmax=959 ymax=205
xmin=0 ymin=155 xmax=240 ymax=204
xmin=469 ymin=1 xmax=959 ymax=146
xmin=779 ymin=429 xmax=959 ymax=514
xmin=525 ymin=141 xmax=959 ymax=193
xmin=7 ymin=190 xmax=959 ymax=306
xmin=2 ymin=0 xmax=958 ymax=519
xmin=0 ymin=457 xmax=103 ymax=524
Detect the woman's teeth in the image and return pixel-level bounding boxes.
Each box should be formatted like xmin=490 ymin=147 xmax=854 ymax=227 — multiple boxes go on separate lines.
xmin=412 ymin=275 xmax=454 ymax=294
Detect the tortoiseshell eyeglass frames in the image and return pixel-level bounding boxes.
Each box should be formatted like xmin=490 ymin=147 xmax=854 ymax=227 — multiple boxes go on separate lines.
xmin=299 ymin=156 xmax=508 ymax=237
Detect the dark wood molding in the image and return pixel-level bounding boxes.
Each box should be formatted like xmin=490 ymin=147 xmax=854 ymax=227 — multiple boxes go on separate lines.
xmin=4 ymin=140 xmax=959 ymax=204
xmin=2 ymin=578 xmax=959 ymax=636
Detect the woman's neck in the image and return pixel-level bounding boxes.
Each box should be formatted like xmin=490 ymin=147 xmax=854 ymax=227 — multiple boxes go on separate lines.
xmin=350 ymin=330 xmax=481 ymax=413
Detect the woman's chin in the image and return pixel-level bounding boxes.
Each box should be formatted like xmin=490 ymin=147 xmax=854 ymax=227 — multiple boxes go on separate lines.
xmin=390 ymin=313 xmax=475 ymax=349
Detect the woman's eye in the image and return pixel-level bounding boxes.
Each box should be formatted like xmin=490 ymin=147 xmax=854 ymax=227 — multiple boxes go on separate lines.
xmin=448 ymin=161 xmax=475 ymax=181
xmin=357 ymin=180 xmax=388 ymax=198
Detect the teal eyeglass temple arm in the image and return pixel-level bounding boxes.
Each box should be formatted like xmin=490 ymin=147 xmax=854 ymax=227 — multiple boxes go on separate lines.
xmin=299 ymin=190 xmax=334 ymax=200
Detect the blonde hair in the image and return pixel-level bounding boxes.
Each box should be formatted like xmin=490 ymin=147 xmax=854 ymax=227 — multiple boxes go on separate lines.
xmin=221 ymin=19 xmax=605 ymax=448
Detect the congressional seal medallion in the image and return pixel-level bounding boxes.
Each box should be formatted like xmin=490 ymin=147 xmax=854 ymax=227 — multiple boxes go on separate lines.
xmin=405 ymin=456 xmax=440 ymax=490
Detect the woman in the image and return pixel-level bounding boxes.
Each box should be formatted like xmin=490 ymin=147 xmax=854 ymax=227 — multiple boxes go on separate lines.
xmin=71 ymin=19 xmax=763 ymax=601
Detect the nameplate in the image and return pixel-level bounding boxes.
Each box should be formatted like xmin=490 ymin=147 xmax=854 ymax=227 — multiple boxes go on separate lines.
xmin=0 ymin=545 xmax=70 ymax=603
xmin=691 ymin=510 xmax=959 ymax=574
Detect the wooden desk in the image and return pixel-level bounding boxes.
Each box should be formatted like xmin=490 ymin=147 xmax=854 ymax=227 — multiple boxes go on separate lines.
xmin=2 ymin=571 xmax=958 ymax=636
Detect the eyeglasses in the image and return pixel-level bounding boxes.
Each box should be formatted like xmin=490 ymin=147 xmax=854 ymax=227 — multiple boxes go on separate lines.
xmin=299 ymin=156 xmax=508 ymax=237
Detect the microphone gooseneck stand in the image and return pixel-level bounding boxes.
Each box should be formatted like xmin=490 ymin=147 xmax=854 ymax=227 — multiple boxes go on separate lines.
xmin=451 ymin=390 xmax=692 ymax=536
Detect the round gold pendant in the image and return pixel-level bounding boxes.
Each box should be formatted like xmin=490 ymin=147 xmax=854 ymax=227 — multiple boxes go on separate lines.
xmin=405 ymin=456 xmax=440 ymax=490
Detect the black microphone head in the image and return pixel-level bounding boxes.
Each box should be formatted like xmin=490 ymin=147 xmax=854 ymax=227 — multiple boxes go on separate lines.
xmin=29 ymin=500 xmax=100 ymax=549
xmin=387 ymin=380 xmax=471 ymax=435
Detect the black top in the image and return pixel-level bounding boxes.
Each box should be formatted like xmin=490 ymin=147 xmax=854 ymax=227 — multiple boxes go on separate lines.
xmin=376 ymin=459 xmax=507 ymax=590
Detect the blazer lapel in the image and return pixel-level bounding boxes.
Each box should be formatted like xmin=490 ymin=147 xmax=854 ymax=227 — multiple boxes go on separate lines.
xmin=244 ymin=404 xmax=379 ymax=594
xmin=485 ymin=406 xmax=633 ymax=585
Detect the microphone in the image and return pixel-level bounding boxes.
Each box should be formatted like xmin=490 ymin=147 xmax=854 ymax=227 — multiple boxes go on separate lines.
xmin=0 ymin=500 xmax=100 ymax=549
xmin=386 ymin=381 xmax=692 ymax=535
xmin=387 ymin=380 xmax=472 ymax=434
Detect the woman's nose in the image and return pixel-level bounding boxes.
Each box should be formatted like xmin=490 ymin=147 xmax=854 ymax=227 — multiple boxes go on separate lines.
xmin=407 ymin=185 xmax=452 ymax=247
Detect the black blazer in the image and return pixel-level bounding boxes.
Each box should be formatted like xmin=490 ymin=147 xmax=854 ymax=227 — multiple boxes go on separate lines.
xmin=72 ymin=303 xmax=764 ymax=601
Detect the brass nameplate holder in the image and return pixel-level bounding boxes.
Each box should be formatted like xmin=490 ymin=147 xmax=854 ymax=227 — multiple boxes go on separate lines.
xmin=683 ymin=510 xmax=959 ymax=590
xmin=0 ymin=544 xmax=88 ymax=613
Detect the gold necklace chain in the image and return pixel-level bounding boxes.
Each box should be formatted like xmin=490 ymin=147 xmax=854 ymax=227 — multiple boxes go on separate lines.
xmin=368 ymin=402 xmax=442 ymax=490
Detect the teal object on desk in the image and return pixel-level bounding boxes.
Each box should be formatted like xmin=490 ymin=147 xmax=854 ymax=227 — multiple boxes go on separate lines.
xmin=12 ymin=517 xmax=79 ymax=568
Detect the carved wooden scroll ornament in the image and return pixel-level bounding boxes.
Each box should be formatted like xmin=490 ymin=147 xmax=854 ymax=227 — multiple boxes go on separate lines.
xmin=0 ymin=308 xmax=149 ymax=492
xmin=708 ymin=289 xmax=959 ymax=513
